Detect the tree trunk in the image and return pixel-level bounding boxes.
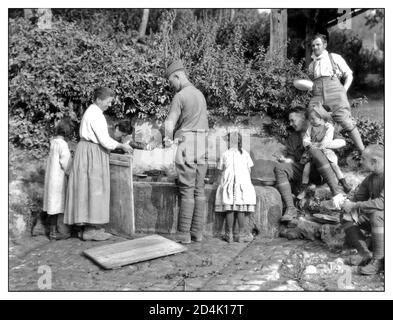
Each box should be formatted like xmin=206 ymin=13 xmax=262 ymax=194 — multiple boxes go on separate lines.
xmin=218 ymin=9 xmax=223 ymax=23
xmin=305 ymin=10 xmax=317 ymax=68
xmin=269 ymin=9 xmax=288 ymax=60
xmin=37 ymin=9 xmax=52 ymax=30
xmin=139 ymin=9 xmax=150 ymax=38
xmin=230 ymin=9 xmax=236 ymax=21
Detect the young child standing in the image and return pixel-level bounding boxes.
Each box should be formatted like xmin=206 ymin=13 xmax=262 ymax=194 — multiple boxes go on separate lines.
xmin=43 ymin=118 xmax=73 ymax=240
xmin=298 ymin=103 xmax=352 ymax=199
xmin=215 ymin=131 xmax=256 ymax=243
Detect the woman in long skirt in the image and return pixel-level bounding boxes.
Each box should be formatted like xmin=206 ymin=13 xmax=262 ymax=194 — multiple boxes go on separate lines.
xmin=64 ymin=87 xmax=133 ymax=241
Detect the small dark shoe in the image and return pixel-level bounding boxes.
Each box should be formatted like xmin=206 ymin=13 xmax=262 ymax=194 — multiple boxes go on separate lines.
xmin=359 ymin=258 xmax=384 ymax=275
xmin=345 ymin=253 xmax=372 ymax=266
xmin=340 ymin=179 xmax=353 ymax=194
xmin=280 ymin=207 xmax=299 ymax=222
xmin=49 ymin=231 xmax=70 ymax=241
xmin=222 ymin=232 xmax=233 ymax=243
xmin=191 ymin=233 xmax=203 ymax=242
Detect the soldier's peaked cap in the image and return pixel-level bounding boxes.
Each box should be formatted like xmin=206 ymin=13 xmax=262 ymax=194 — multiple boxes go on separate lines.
xmin=165 ymin=60 xmax=185 ymax=78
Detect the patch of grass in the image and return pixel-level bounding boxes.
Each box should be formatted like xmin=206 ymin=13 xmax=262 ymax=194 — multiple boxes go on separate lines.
xmin=352 ymin=99 xmax=384 ymax=122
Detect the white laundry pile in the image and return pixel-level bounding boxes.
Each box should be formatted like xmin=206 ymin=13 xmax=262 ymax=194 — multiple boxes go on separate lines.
xmin=133 ymin=145 xmax=177 ymax=177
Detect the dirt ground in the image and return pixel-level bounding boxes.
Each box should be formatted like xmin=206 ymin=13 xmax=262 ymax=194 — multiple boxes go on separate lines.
xmin=9 ymin=233 xmax=384 ymax=292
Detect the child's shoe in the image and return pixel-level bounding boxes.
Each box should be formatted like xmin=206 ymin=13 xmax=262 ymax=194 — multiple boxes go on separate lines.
xmin=235 ymin=232 xmax=254 ymax=243
xmin=359 ymin=258 xmax=384 ymax=275
xmin=51 ymin=232 xmax=70 ymax=241
xmin=222 ymin=232 xmax=233 ymax=243
xmin=48 ymin=226 xmax=70 ymax=241
xmin=339 ymin=178 xmax=353 ymax=193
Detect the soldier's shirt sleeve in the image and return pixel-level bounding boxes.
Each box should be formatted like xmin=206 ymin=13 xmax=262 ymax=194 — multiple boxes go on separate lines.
xmin=333 ymin=53 xmax=353 ymax=78
xmin=164 ymin=93 xmax=182 ymax=139
xmin=355 ymin=175 xmax=384 ymax=213
xmin=354 ymin=175 xmax=371 ymax=202
xmin=358 ymin=188 xmax=384 ymax=214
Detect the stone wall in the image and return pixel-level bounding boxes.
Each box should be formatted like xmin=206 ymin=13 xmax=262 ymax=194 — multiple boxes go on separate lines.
xmin=108 ymin=181 xmax=283 ymax=238
xmin=9 ymin=149 xmax=46 ymax=240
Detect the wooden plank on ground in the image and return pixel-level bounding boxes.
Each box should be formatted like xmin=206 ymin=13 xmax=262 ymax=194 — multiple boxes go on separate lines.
xmin=83 ymin=235 xmax=187 ymax=269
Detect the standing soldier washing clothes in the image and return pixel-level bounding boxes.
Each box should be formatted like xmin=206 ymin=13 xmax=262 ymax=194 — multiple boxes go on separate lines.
xmin=163 ymin=60 xmax=209 ymax=244
xmin=308 ymin=33 xmax=365 ymax=152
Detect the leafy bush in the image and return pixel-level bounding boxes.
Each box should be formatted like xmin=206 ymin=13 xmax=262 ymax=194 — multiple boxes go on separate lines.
xmin=51 ymin=9 xmax=167 ymax=39
xmin=9 ymin=14 xmax=314 ymax=155
xmin=328 ymin=29 xmax=384 ymax=91
xmin=167 ymin=17 xmax=311 ymax=125
xmin=9 ymin=18 xmax=173 ymax=155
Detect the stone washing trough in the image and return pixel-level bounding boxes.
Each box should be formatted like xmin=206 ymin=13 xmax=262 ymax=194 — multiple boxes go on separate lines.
xmin=106 ymin=152 xmax=283 ymax=239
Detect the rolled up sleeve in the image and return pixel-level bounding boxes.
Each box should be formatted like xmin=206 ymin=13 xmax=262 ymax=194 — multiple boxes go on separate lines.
xmin=93 ymin=113 xmax=119 ymax=150
xmin=164 ymin=93 xmax=182 ymax=140
xmin=358 ymin=189 xmax=384 ymax=214
xmin=334 ymin=54 xmax=353 ymax=78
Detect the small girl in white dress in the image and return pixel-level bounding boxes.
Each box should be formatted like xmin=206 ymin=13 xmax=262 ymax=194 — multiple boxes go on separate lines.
xmin=43 ymin=119 xmax=73 ymax=240
xmin=215 ymin=131 xmax=256 ymax=243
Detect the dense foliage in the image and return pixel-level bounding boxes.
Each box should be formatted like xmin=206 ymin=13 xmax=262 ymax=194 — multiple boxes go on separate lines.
xmin=9 ymin=14 xmax=311 ymax=155
xmin=8 ymin=10 xmax=384 ymax=160
xmin=336 ymin=117 xmax=385 ymax=164
xmin=328 ymin=29 xmax=384 ymax=90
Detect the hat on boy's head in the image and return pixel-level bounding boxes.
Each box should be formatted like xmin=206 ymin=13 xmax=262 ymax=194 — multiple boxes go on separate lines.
xmin=165 ymin=60 xmax=185 ymax=78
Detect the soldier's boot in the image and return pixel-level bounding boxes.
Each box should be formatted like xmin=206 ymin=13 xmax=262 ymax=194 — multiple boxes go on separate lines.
xmin=176 ymin=198 xmax=194 ymax=244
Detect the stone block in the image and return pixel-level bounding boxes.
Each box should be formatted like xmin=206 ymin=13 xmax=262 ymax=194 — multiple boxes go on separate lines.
xmin=320 ymin=224 xmax=346 ymax=250
xmin=113 ymin=179 xmax=283 ymax=238
xmin=248 ymin=186 xmax=283 ymax=238
xmin=295 ymin=217 xmax=322 ymax=241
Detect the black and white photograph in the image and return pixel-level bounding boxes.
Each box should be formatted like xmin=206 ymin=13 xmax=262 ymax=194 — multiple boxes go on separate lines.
xmin=5 ymin=2 xmax=389 ymax=299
